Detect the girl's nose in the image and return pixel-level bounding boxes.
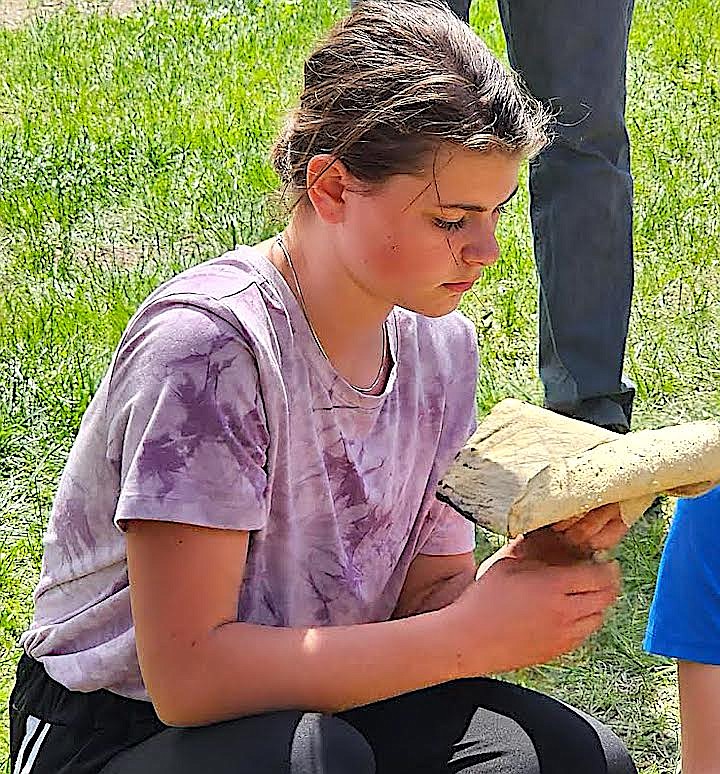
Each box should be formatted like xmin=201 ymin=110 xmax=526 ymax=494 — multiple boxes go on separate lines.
xmin=461 ymin=226 xmax=500 ymax=267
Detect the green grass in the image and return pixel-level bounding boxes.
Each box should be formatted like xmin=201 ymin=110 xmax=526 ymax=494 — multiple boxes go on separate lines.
xmin=1 ymin=0 xmax=718 ymax=770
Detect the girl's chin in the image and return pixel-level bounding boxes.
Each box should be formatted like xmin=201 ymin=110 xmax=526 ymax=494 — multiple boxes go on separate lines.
xmin=396 ymin=294 xmax=462 ymax=317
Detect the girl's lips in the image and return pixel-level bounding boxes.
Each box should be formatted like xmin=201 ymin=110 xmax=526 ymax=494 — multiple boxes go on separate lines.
xmin=442 ymin=280 xmax=476 ymax=292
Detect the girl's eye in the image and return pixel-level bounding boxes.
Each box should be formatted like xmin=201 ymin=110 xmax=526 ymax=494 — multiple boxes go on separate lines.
xmin=433 ymin=216 xmax=468 ymax=232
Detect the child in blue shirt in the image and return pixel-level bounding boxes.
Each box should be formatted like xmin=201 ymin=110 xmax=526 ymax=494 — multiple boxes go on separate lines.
xmin=644 ymin=485 xmax=720 ymax=772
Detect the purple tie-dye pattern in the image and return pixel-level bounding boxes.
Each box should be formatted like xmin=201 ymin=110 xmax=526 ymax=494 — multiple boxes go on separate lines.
xmin=344 ymin=507 xmax=390 ymax=558
xmin=224 ymin=404 xmax=270 ymax=501
xmin=51 ymin=489 xmax=97 ymax=568
xmin=321 ymin=541 xmax=365 ymax=597
xmin=107 ymin=573 xmax=128 ymax=597
xmin=305 ymin=544 xmax=363 ymax=624
xmin=137 ymin=432 xmax=187 ymax=496
xmin=323 ymin=443 xmax=368 ymax=510
xmin=171 ymin=343 xmax=238 ymax=449
xmin=137 ymin=334 xmax=270 ymax=501
xmin=21 ymin=248 xmax=477 ymax=699
xmin=319 ymin=437 xmax=397 ymax=601
xmin=228 ymin=404 xmax=269 ymax=457
xmin=261 ymin=587 xmax=279 ymax=620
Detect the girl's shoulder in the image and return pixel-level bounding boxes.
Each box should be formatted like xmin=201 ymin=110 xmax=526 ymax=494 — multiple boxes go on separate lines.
xmin=120 ymin=246 xmax=291 ymax=362
xmin=144 ymin=245 xmax=284 ymax=319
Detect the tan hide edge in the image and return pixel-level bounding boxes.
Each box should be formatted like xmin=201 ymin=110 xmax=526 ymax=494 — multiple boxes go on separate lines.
xmin=436 ymin=399 xmax=618 ymax=534
xmin=509 ymin=421 xmax=720 ymax=535
xmin=618 ymin=481 xmax=720 ymax=528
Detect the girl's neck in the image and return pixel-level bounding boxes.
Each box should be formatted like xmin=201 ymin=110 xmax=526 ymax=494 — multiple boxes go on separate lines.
xmin=261 ymin=215 xmax=393 ymax=393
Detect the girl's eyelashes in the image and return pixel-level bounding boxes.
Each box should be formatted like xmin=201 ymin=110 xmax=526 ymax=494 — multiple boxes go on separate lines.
xmin=433 ymin=216 xmax=468 ymax=232
xmin=433 ymin=205 xmax=508 ymax=232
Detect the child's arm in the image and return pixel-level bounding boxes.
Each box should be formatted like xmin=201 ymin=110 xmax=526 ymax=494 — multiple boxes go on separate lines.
xmin=127 ymin=518 xmax=620 ymax=727
xmin=391 ymin=552 xmax=476 ymax=618
xmin=391 ymin=503 xmax=629 ymax=620
xmin=678 ymin=660 xmax=720 ymax=774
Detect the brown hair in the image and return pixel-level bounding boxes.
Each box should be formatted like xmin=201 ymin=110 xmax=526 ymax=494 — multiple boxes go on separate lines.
xmin=271 ymin=0 xmax=551 ymax=204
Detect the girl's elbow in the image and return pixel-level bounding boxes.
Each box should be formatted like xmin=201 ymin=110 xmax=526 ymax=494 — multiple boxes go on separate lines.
xmin=141 ymin=658 xmax=212 ymax=727
xmin=153 ymin=705 xmax=192 ymax=728
xmin=145 ymin=674 xmax=258 ymax=727
xmin=147 ymin=683 xmax=202 ymax=727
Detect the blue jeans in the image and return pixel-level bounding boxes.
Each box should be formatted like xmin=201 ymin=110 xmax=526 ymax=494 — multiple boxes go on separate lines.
xmin=351 ymin=0 xmax=636 ymax=430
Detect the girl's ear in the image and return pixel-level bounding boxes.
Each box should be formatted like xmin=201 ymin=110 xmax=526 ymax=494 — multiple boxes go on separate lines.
xmin=305 ymin=154 xmax=353 ymax=224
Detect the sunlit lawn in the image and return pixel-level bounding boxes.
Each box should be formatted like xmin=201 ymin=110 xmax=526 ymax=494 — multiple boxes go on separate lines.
xmin=1 ymin=0 xmax=718 ymax=770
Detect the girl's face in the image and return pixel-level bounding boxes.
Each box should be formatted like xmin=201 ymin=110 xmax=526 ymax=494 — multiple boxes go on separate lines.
xmin=337 ymin=144 xmax=522 ymax=317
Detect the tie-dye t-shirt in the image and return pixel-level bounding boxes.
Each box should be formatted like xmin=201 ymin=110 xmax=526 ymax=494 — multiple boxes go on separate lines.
xmin=21 ymin=246 xmax=478 ymax=700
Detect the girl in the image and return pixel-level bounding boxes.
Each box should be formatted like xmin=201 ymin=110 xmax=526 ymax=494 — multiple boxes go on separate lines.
xmin=10 ymin=2 xmax=635 ymax=772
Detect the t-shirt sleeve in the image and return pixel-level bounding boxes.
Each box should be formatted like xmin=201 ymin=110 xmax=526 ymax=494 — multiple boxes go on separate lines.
xmin=106 ymin=302 xmax=270 ymax=532
xmin=644 ymin=486 xmax=720 ymax=663
xmin=418 ymin=498 xmax=476 ymax=555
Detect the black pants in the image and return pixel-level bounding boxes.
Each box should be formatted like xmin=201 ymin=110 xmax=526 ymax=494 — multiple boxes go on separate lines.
xmin=10 ymin=654 xmax=636 ymax=773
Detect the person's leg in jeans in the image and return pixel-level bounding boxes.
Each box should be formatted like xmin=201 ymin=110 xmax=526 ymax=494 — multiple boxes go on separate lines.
xmin=340 ymin=677 xmax=636 ymax=773
xmin=350 ymin=0 xmax=472 ymax=22
xmin=497 ymin=0 xmax=636 ymax=431
xmin=100 ymin=711 xmax=375 ymax=774
xmin=444 ymin=0 xmax=472 ymax=19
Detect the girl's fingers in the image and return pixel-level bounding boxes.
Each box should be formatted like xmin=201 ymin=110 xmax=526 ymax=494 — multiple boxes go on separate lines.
xmin=553 ymin=559 xmax=621 ymax=595
xmin=565 ymin=515 xmax=612 ymax=543
xmin=570 ymin=611 xmax=607 ymax=642
xmin=560 ymin=504 xmax=624 ymax=545
xmin=553 ymin=503 xmax=622 ymax=536
xmin=584 ymin=519 xmax=629 ymax=550
xmin=551 ymin=514 xmax=584 ymax=532
xmin=567 ymin=587 xmax=618 ymax=618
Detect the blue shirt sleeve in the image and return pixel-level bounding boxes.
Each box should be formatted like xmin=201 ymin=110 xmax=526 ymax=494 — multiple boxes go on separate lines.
xmin=644 ymin=485 xmax=720 ymax=664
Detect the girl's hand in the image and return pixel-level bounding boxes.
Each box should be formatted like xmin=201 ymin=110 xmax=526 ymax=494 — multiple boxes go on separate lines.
xmin=445 ymin=545 xmax=621 ymax=677
xmin=550 ymin=503 xmax=629 ymax=552
xmin=502 ymin=526 xmax=595 ymax=564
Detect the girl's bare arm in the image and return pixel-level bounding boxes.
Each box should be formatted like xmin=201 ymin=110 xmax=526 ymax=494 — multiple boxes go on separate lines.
xmin=127 ymin=519 xmax=620 ymax=727
xmin=127 ymin=519 xmax=461 ymax=726
xmin=678 ymin=660 xmax=720 ymax=774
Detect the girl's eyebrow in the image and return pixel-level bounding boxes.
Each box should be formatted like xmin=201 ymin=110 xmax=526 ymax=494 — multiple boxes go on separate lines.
xmin=439 ymin=185 xmax=520 ymax=212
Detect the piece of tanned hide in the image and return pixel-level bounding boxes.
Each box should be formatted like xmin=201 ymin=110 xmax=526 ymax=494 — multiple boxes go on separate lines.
xmin=437 ymin=399 xmax=720 ymax=537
